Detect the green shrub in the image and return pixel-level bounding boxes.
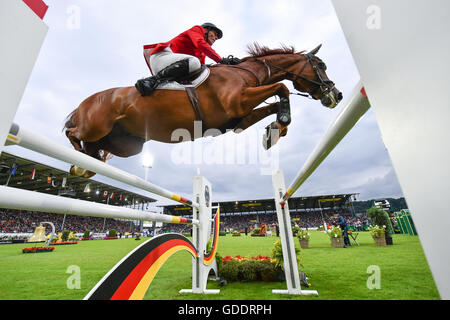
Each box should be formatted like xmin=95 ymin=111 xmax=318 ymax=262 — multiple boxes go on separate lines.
xmin=61 ymin=230 xmax=70 ymax=242
xmin=238 ymin=260 xmax=259 ymax=281
xmin=271 ymin=239 xmax=302 ymax=269
xmin=108 ymin=229 xmax=117 ymax=238
xmin=260 ymin=260 xmax=282 ymax=282
xmin=220 ymin=259 xmax=240 ymax=282
xmin=218 ymin=256 xmax=282 ymax=283
xmin=367 ymin=206 xmax=392 ymax=236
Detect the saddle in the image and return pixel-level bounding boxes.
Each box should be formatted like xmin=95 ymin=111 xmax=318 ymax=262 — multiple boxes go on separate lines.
xmin=156 ymin=65 xmax=210 ymax=127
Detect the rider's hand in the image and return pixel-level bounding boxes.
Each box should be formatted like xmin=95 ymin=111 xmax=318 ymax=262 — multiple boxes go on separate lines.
xmin=219 ymin=55 xmax=242 ymax=65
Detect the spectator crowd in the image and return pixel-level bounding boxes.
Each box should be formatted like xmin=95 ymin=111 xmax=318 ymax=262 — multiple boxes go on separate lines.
xmin=1 ymin=207 xmax=370 ymax=236
xmin=161 ymin=209 xmax=371 ymax=234
xmin=1 ymin=209 xmax=137 ymax=234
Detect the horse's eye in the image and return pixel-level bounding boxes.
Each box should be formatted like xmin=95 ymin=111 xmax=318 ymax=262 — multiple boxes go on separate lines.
xmin=319 ymin=62 xmax=327 ymax=70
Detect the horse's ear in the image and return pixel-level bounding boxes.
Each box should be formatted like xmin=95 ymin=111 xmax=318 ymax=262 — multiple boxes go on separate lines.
xmin=308 ymin=44 xmax=322 ymax=55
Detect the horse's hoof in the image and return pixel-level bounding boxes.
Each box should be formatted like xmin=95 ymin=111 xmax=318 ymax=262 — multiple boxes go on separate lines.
xmin=82 ymin=171 xmax=96 ymax=179
xmin=262 ymin=122 xmax=280 ymax=150
xmin=70 ymin=165 xmax=86 ymax=177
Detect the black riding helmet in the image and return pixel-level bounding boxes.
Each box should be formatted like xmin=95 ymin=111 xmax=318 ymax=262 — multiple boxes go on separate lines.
xmin=201 ymin=22 xmax=223 ymax=39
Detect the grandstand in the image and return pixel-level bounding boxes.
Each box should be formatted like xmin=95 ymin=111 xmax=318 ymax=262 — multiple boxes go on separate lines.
xmin=0 ymin=151 xmax=157 ymax=239
xmin=0 ymin=151 xmax=156 ymax=205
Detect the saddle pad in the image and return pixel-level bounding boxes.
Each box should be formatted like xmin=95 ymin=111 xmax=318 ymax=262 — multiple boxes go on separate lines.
xmin=156 ymin=67 xmax=210 ymax=91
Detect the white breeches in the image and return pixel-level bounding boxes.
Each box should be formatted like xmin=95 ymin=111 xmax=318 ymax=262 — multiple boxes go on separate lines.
xmin=145 ymin=47 xmax=201 ymax=75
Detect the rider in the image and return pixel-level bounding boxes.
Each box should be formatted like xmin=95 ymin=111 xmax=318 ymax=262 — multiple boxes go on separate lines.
xmin=135 ymin=23 xmax=241 ymax=96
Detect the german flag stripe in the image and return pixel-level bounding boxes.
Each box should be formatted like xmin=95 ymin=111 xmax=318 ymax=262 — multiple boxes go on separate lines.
xmin=126 ymin=245 xmax=192 ymax=300
xmin=86 ymin=234 xmax=197 ymax=300
xmin=204 ymin=206 xmax=220 ymax=266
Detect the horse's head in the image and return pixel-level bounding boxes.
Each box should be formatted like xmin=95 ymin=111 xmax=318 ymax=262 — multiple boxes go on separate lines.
xmin=245 ymin=43 xmax=342 ymax=108
xmin=290 ymin=44 xmax=343 ymax=108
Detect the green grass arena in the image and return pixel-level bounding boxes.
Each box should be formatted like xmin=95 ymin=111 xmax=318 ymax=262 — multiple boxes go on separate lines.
xmin=0 ymin=230 xmax=439 ymax=300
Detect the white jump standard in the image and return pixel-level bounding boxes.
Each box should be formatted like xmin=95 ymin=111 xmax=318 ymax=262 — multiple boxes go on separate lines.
xmin=271 ymin=81 xmax=370 ymax=296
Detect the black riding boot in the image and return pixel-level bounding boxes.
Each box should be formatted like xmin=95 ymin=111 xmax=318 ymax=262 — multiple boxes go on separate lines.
xmin=135 ymin=59 xmax=190 ymax=96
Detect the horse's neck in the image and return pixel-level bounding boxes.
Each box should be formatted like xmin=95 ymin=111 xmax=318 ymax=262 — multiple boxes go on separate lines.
xmin=261 ymin=55 xmax=300 ymax=84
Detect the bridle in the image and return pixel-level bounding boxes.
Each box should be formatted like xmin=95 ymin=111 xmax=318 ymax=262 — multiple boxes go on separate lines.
xmin=260 ymin=53 xmax=336 ymax=101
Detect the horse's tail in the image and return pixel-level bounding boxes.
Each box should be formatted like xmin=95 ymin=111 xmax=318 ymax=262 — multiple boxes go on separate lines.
xmin=63 ymin=109 xmax=77 ymax=132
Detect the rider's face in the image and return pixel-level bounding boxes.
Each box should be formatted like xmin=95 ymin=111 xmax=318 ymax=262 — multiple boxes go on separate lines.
xmin=206 ymin=30 xmax=218 ymax=45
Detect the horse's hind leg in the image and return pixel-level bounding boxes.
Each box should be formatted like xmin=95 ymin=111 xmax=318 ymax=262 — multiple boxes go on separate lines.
xmin=65 ymin=127 xmax=83 ymax=152
xmin=99 ymin=123 xmax=145 ymax=158
xmin=66 ymin=127 xmax=92 ymax=177
xmin=77 ymin=141 xmax=110 ymax=179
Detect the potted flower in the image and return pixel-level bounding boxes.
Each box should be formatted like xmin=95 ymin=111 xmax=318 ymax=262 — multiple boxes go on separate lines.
xmin=297 ymin=229 xmax=311 ymax=249
xmin=368 ymin=225 xmax=386 ymax=246
xmin=327 ymin=226 xmax=345 ymax=248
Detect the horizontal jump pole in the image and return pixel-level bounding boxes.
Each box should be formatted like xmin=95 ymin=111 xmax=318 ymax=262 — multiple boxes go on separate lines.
xmin=0 ymin=185 xmax=198 ymax=225
xmin=6 ymin=123 xmax=199 ymax=208
xmin=282 ymin=81 xmax=370 ymax=203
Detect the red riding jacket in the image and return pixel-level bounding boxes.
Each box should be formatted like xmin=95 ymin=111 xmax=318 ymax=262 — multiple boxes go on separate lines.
xmin=143 ymin=25 xmax=222 ymax=64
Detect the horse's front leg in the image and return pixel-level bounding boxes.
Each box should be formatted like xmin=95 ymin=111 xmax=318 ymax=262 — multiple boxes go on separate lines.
xmin=240 ymin=83 xmax=291 ymax=127
xmin=233 ymin=102 xmax=285 ymax=134
xmin=239 ymin=83 xmax=291 ymax=149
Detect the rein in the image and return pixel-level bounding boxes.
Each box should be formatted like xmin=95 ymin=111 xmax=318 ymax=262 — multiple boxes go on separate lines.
xmin=212 ymin=64 xmax=262 ymax=86
xmin=261 ymin=55 xmax=323 ymax=86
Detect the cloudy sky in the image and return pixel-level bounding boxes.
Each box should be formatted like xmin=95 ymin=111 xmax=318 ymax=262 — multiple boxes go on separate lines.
xmin=6 ymin=0 xmax=404 ymax=208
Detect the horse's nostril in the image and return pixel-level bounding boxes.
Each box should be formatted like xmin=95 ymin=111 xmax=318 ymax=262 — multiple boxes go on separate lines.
xmin=337 ymin=92 xmax=343 ymax=101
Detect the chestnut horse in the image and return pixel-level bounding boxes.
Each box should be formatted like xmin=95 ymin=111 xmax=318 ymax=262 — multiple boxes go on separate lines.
xmin=64 ymin=43 xmax=342 ymax=178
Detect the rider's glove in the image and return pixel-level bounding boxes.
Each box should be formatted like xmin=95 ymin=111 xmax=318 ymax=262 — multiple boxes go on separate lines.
xmin=219 ymin=55 xmax=242 ymax=65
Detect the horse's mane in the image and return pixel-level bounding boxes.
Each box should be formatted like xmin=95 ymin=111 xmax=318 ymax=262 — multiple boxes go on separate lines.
xmin=241 ymin=43 xmax=298 ymax=61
